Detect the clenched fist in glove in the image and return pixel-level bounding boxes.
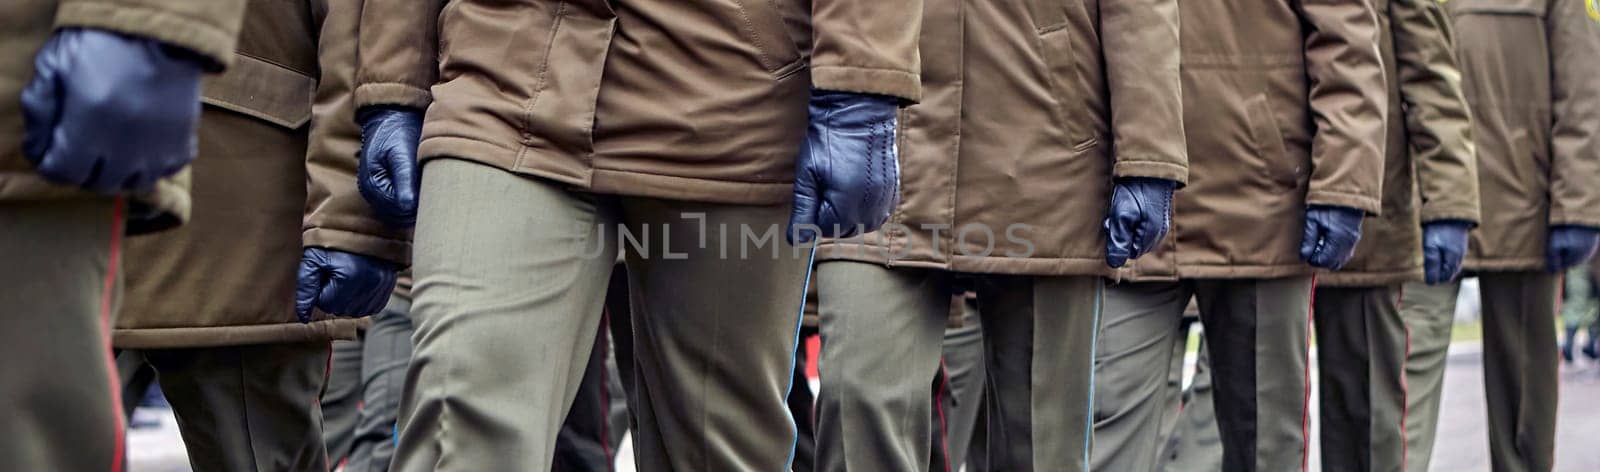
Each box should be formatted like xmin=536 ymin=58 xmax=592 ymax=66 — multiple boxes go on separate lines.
xmin=357 ymin=106 xmax=424 ymax=227
xmin=1103 ymin=177 xmax=1177 ymax=268
xmin=787 ymin=91 xmax=902 ymax=244
xmin=295 ymin=247 xmax=399 ymax=322
xmin=1421 ymin=220 xmax=1471 ymax=284
xmin=21 ymin=28 xmax=207 ymax=194
xmin=1546 ymin=225 xmax=1600 ymax=272
xmin=1301 ymin=205 xmax=1365 ymax=270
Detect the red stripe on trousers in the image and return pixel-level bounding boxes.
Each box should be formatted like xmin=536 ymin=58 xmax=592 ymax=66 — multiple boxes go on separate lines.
xmin=935 ymin=358 xmax=952 ymax=472
xmin=100 ymin=197 xmax=126 ymax=472
xmin=1301 ymin=275 xmax=1317 ymax=472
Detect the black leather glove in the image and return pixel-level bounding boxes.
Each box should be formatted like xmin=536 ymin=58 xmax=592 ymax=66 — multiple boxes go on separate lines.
xmin=1422 ymin=220 xmax=1471 ymax=284
xmin=1546 ymin=225 xmax=1600 ymax=272
xmin=295 ymin=247 xmax=399 ymax=322
xmin=787 ymin=91 xmax=901 ymax=244
xmin=21 ymin=28 xmax=206 ymax=194
xmin=1300 ymin=205 xmax=1364 ymax=270
xmin=1103 ymin=177 xmax=1176 ymax=268
xmin=357 ymin=106 xmax=424 ymax=227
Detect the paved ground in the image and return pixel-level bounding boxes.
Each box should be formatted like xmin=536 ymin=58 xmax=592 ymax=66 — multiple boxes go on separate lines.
xmin=127 ymin=343 xmax=1600 ymax=472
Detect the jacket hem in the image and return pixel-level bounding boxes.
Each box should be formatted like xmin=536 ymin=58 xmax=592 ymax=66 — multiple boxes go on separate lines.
xmin=303 ymin=227 xmax=412 ymax=267
xmin=1317 ymin=267 xmax=1422 ymax=287
xmin=1175 ymin=263 xmax=1313 ymax=280
xmin=1419 ymin=207 xmax=1482 ymax=226
xmin=0 ymin=172 xmax=187 ymax=233
xmin=112 ymin=318 xmax=367 ymax=349
xmin=1463 ymin=257 xmax=1545 ymax=273
xmin=813 ymin=241 xmax=1113 ymax=277
xmin=1549 ymin=210 xmax=1600 ymax=230
xmin=419 ymin=136 xmax=795 ymax=206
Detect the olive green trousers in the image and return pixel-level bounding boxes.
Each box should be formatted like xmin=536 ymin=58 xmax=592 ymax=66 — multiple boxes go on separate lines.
xmin=395 ymin=159 xmax=809 ymax=471
xmin=0 ymin=199 xmax=123 ymax=472
xmin=816 ymin=262 xmax=1101 ymax=472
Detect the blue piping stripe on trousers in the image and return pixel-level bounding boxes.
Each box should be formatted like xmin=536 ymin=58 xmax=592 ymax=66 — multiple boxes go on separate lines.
xmin=1082 ymin=280 xmax=1103 ymax=469
xmin=783 ymin=245 xmax=818 ymax=470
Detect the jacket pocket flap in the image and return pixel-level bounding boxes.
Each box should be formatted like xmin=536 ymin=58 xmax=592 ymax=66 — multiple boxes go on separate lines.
xmin=201 ymin=53 xmax=315 ymax=129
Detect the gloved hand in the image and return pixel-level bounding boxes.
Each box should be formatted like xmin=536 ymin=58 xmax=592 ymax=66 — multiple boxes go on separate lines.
xmin=357 ymin=106 xmax=424 ymax=227
xmin=1300 ymin=205 xmax=1364 ymax=270
xmin=295 ymin=247 xmax=399 ymax=322
xmin=1422 ymin=220 xmax=1471 ymax=284
xmin=21 ymin=28 xmax=206 ymax=194
xmin=787 ymin=91 xmax=901 ymax=244
xmin=1103 ymin=177 xmax=1177 ymax=268
xmin=1546 ymin=225 xmax=1600 ymax=272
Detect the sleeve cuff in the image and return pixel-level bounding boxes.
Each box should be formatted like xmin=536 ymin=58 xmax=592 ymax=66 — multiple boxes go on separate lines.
xmin=354 ymin=83 xmax=432 ymax=111
xmin=1112 ymin=159 xmax=1188 ymax=187
xmin=1419 ymin=206 xmax=1481 ymax=226
xmin=303 ymin=227 xmax=412 ymax=267
xmin=1307 ymin=189 xmax=1382 ymax=217
xmin=1550 ymin=209 xmax=1600 ymax=229
xmin=55 ymin=2 xmax=239 ymax=70
xmin=811 ymin=66 xmax=922 ymax=103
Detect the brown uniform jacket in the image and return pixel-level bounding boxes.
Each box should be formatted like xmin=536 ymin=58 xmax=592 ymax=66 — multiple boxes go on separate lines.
xmin=1322 ymin=0 xmax=1481 ymax=287
xmin=1446 ymin=0 xmax=1600 ymax=272
xmin=1123 ymin=0 xmax=1389 ymax=281
xmin=115 ymin=0 xmax=409 ymax=349
xmin=817 ymin=0 xmax=1187 ymax=277
xmin=0 ymin=0 xmax=246 ymax=234
xmin=356 ymin=0 xmax=922 ymax=205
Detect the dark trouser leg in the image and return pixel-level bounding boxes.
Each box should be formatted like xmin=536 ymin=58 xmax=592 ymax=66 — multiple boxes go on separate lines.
xmin=935 ymin=305 xmax=986 ymax=471
xmin=1091 ymin=281 xmax=1191 ymax=472
xmin=1397 ymin=280 xmax=1459 ymax=472
xmin=1313 ymin=285 xmax=1407 ymax=472
xmin=118 ymin=350 xmax=157 ymax=419
xmin=1479 ymin=272 xmax=1559 ymax=472
xmin=815 ymin=263 xmax=950 ymax=472
xmin=1193 ymin=277 xmax=1314 ymax=472
xmin=145 ymin=343 xmax=333 ymax=471
xmin=554 ymin=317 xmax=621 ymax=472
xmin=323 ymin=336 xmax=365 ymax=465
xmin=1161 ymin=337 xmax=1223 ymax=472
xmin=620 ymin=198 xmax=809 ymax=471
xmin=789 ymin=327 xmax=818 ymax=472
xmin=975 ymin=275 xmax=1102 ymax=472
xmin=0 ymin=199 xmax=123 ymax=472
xmin=347 ymin=295 xmax=414 ymax=472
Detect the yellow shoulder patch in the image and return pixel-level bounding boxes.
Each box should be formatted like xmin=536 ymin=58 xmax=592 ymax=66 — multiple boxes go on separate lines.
xmin=1589 ymin=0 xmax=1600 ymax=23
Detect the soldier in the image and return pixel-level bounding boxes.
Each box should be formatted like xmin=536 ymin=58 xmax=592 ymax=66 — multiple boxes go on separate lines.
xmin=351 ymin=0 xmax=922 ymax=469
xmin=108 ymin=0 xmax=405 ymax=469
xmin=0 ymin=0 xmax=246 ymax=470
xmin=1091 ymin=0 xmax=1389 ymax=471
xmin=1401 ymin=1 xmax=1600 ymax=470
xmin=813 ymin=0 xmax=1186 ymax=470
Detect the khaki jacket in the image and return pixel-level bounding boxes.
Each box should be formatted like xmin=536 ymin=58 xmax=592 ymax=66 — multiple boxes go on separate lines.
xmin=115 ymin=0 xmax=409 ymax=349
xmin=1322 ymin=0 xmax=1480 ymax=287
xmin=0 ymin=0 xmax=247 ymax=234
xmin=818 ymin=0 xmax=1186 ymax=276
xmin=356 ymin=0 xmax=922 ymax=205
xmin=1446 ymin=0 xmax=1600 ymax=272
xmin=1123 ymin=0 xmax=1389 ymax=280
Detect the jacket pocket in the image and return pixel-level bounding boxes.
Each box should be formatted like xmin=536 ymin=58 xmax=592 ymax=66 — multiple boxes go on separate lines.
xmin=201 ymin=53 xmax=314 ymax=129
xmin=1037 ymin=25 xmax=1091 ymax=146
xmin=735 ymin=0 xmax=805 ymax=78
xmin=1244 ymin=93 xmax=1297 ymax=187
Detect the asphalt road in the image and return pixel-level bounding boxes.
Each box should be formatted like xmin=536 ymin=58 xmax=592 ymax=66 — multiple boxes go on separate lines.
xmin=127 ymin=344 xmax=1600 ymax=472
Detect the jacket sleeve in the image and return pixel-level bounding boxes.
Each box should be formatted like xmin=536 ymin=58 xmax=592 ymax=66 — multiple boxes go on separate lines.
xmin=353 ymin=0 xmax=446 ymax=110
xmin=304 ymin=0 xmax=412 ymax=266
xmin=1100 ymin=0 xmax=1188 ymax=184
xmin=810 ymin=0 xmax=923 ymax=102
xmin=1545 ymin=0 xmax=1600 ymax=228
xmin=1390 ymin=0 xmax=1479 ymax=224
xmin=52 ymin=0 xmax=247 ymax=70
xmin=1295 ymin=0 xmax=1389 ymax=215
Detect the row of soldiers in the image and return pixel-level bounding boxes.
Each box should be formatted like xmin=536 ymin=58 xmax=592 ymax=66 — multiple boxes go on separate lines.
xmin=2 ymin=0 xmax=1597 ymax=471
